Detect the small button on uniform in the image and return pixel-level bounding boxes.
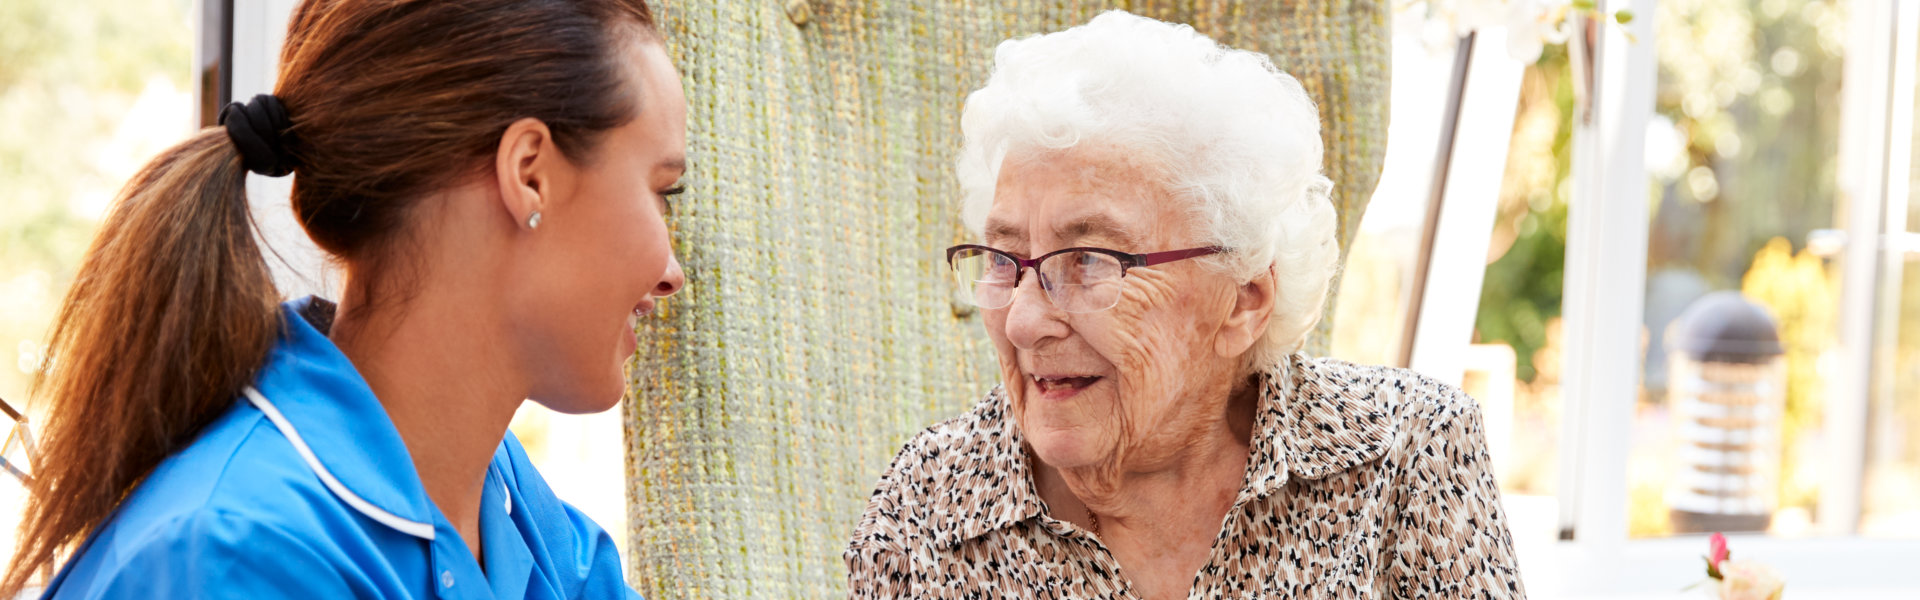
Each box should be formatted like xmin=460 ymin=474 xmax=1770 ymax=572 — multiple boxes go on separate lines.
xmin=441 ymin=570 xmax=455 ymax=588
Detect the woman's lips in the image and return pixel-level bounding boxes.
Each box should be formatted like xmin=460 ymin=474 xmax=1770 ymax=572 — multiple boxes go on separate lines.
xmin=621 ymin=300 xmax=655 ymax=357
xmin=621 ymin=314 xmax=639 ymax=356
xmin=1030 ymin=375 xmax=1102 ymax=401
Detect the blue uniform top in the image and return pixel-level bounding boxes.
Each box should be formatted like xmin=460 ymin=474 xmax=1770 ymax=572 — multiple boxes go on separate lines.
xmin=42 ymin=297 xmax=642 ymax=600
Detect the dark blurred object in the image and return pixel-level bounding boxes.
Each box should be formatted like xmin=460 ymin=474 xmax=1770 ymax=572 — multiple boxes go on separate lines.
xmin=1666 ymin=291 xmax=1787 ymax=533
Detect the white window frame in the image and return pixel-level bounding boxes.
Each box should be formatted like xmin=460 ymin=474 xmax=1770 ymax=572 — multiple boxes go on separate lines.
xmin=1403 ymin=29 xmax=1527 ymax=388
xmin=1828 ymin=0 xmax=1920 ymax=540
xmin=224 ymin=0 xmax=334 ymax=300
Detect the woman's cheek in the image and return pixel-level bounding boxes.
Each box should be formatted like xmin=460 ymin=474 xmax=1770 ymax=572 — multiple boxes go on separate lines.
xmin=1101 ymin=271 xmax=1185 ymax=400
xmin=982 ymin=311 xmax=1026 ymax=410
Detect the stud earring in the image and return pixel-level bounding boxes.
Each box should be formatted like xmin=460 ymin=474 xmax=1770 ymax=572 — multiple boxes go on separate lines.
xmin=527 ymin=211 xmax=542 ymax=229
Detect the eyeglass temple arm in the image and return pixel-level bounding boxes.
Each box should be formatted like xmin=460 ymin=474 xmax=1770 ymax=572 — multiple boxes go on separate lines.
xmin=1136 ymin=246 xmax=1225 ymax=266
xmin=0 ymin=396 xmax=20 ymax=422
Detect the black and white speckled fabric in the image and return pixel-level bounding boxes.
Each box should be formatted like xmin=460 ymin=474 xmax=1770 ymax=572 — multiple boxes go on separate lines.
xmin=845 ymin=354 xmax=1525 ymax=599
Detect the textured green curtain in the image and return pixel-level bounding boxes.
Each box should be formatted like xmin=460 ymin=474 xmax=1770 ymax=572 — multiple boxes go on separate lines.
xmin=623 ymin=2 xmax=1389 ymax=597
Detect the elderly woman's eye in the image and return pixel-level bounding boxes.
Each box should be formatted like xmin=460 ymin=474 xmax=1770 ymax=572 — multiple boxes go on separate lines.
xmin=1060 ymin=252 xmax=1118 ymax=283
xmin=985 ymin=255 xmax=1019 ymax=280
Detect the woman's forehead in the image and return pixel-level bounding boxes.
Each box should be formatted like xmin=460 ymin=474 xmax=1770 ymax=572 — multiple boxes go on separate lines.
xmin=984 ymin=206 xmax=1144 ymax=249
xmin=983 ymin=145 xmax=1196 ymax=249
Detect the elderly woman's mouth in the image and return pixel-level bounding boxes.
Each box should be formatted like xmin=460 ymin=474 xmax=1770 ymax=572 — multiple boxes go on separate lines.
xmin=1031 ymin=375 xmax=1103 ymax=399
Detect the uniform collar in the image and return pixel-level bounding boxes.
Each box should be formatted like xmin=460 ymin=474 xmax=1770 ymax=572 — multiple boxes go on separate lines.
xmin=939 ymin=354 xmax=1394 ymax=548
xmin=244 ymin=296 xmax=439 ymax=539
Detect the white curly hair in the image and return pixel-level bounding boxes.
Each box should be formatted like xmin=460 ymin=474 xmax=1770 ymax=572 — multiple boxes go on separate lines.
xmin=955 ymin=10 xmax=1341 ymax=366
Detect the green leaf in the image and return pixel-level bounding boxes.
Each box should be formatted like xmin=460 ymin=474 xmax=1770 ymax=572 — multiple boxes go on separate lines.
xmin=1704 ymin=556 xmax=1723 ymax=580
xmin=1573 ymin=0 xmax=1598 ymax=11
xmin=1615 ymin=10 xmax=1635 ymax=25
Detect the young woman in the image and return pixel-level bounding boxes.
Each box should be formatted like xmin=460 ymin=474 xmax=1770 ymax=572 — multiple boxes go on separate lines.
xmin=2 ymin=1 xmax=683 ymax=598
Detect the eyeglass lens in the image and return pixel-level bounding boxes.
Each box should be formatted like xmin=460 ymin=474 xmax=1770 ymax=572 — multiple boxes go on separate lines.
xmin=949 ymin=247 xmax=1127 ymax=313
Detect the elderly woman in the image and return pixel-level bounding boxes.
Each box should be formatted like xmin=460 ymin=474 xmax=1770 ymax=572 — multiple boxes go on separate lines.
xmin=846 ymin=11 xmax=1523 ymax=599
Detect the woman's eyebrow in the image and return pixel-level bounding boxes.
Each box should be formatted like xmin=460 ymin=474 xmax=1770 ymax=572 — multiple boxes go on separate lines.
xmin=1055 ymin=213 xmax=1136 ymax=246
xmin=984 ymin=220 xmax=1026 ymax=246
xmin=657 ymin=157 xmax=687 ymax=174
xmin=982 ymin=213 xmax=1138 ymax=248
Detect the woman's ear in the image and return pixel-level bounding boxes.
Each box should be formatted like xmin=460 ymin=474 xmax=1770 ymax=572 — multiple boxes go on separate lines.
xmin=494 ymin=117 xmax=559 ymax=230
xmin=1215 ymin=265 xmax=1276 ymax=359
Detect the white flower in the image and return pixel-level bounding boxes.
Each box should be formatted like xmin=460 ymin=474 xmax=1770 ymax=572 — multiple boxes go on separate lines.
xmin=1504 ymin=0 xmax=1570 ymax=64
xmin=1452 ymin=0 xmax=1508 ymax=34
xmin=1409 ymin=0 xmax=1581 ymax=63
xmin=1717 ymin=559 xmax=1785 ymax=600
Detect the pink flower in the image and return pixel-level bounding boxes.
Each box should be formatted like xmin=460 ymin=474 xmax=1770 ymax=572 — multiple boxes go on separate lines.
xmin=1692 ymin=534 xmax=1784 ymax=598
xmin=1708 ymin=532 xmax=1730 ymax=572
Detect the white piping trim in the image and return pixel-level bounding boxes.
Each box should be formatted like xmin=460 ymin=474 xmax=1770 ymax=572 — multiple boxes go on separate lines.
xmin=501 ymin=478 xmax=512 ymax=515
xmin=243 ymin=386 xmax=437 ymax=540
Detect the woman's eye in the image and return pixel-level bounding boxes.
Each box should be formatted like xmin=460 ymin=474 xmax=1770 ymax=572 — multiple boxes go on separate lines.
xmin=656 ymin=184 xmax=686 ymax=215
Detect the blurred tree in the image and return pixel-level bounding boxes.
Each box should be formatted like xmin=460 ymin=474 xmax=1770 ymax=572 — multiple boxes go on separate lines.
xmin=1477 ymin=46 xmax=1573 ymax=383
xmin=0 ymin=0 xmax=191 ymax=409
xmin=1648 ymin=0 xmax=1843 ymax=287
xmin=1477 ymin=0 xmax=1845 ymax=385
xmin=1741 ymin=236 xmax=1833 ymax=513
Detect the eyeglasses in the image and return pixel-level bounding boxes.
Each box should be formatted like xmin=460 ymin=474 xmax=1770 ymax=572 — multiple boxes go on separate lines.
xmin=945 ymin=244 xmax=1226 ymax=313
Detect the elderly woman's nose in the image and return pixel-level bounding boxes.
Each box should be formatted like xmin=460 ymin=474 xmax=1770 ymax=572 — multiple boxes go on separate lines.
xmin=1002 ymin=276 xmax=1068 ymax=348
xmin=655 ymin=254 xmax=686 ymax=297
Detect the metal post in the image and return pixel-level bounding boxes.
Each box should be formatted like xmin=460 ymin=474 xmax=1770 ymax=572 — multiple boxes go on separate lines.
xmin=192 ymin=0 xmax=234 ymax=128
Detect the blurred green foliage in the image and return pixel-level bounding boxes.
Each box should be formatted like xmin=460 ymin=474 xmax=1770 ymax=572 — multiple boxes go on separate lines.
xmin=0 ymin=0 xmax=191 ymax=405
xmin=1477 ymin=0 xmax=1844 ymax=384
xmin=1742 ymin=237 xmax=1832 ymax=512
xmin=1475 ymin=45 xmax=1573 ymax=383
xmin=1646 ymin=0 xmax=1842 ymax=288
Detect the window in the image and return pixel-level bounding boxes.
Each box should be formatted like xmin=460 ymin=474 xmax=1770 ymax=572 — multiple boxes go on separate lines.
xmin=1334 ymin=0 xmax=1920 ymax=595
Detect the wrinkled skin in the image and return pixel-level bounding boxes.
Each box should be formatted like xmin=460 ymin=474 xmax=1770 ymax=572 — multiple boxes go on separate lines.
xmin=980 ymin=143 xmax=1276 ymax=600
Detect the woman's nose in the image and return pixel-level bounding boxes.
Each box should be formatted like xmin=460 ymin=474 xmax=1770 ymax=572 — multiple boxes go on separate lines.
xmin=1001 ymin=274 xmax=1068 ymax=349
xmin=655 ymin=254 xmax=685 ymax=297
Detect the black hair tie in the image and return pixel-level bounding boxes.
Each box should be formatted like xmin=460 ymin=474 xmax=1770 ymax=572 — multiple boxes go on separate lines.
xmin=218 ymin=94 xmax=298 ymax=177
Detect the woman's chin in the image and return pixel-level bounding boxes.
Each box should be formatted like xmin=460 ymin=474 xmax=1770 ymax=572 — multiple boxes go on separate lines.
xmin=534 ymin=378 xmax=625 ymax=415
xmin=1025 ymin=426 xmax=1109 ymax=470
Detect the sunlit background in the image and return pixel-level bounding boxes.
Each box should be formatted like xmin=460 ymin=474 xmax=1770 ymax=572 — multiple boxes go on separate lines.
xmin=2 ymin=0 xmax=1917 ymax=596
xmin=1337 ymin=0 xmax=1920 ymax=546
xmin=2 ymin=0 xmax=198 ymax=567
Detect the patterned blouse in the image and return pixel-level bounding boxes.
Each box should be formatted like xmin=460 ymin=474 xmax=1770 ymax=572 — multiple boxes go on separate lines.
xmin=844 ymin=354 xmax=1525 ymax=599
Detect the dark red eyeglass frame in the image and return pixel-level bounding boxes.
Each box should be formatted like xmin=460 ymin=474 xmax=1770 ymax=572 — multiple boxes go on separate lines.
xmin=944 ymin=244 xmax=1227 ymax=289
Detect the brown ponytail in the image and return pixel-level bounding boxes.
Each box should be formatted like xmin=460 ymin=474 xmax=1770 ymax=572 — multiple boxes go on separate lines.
xmin=4 ymin=0 xmax=658 ymax=593
xmin=2 ymin=130 xmax=281 ymax=593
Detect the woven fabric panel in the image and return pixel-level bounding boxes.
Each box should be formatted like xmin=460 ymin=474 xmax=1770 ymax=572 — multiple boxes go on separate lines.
xmin=623 ymin=2 xmax=1388 ymax=597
